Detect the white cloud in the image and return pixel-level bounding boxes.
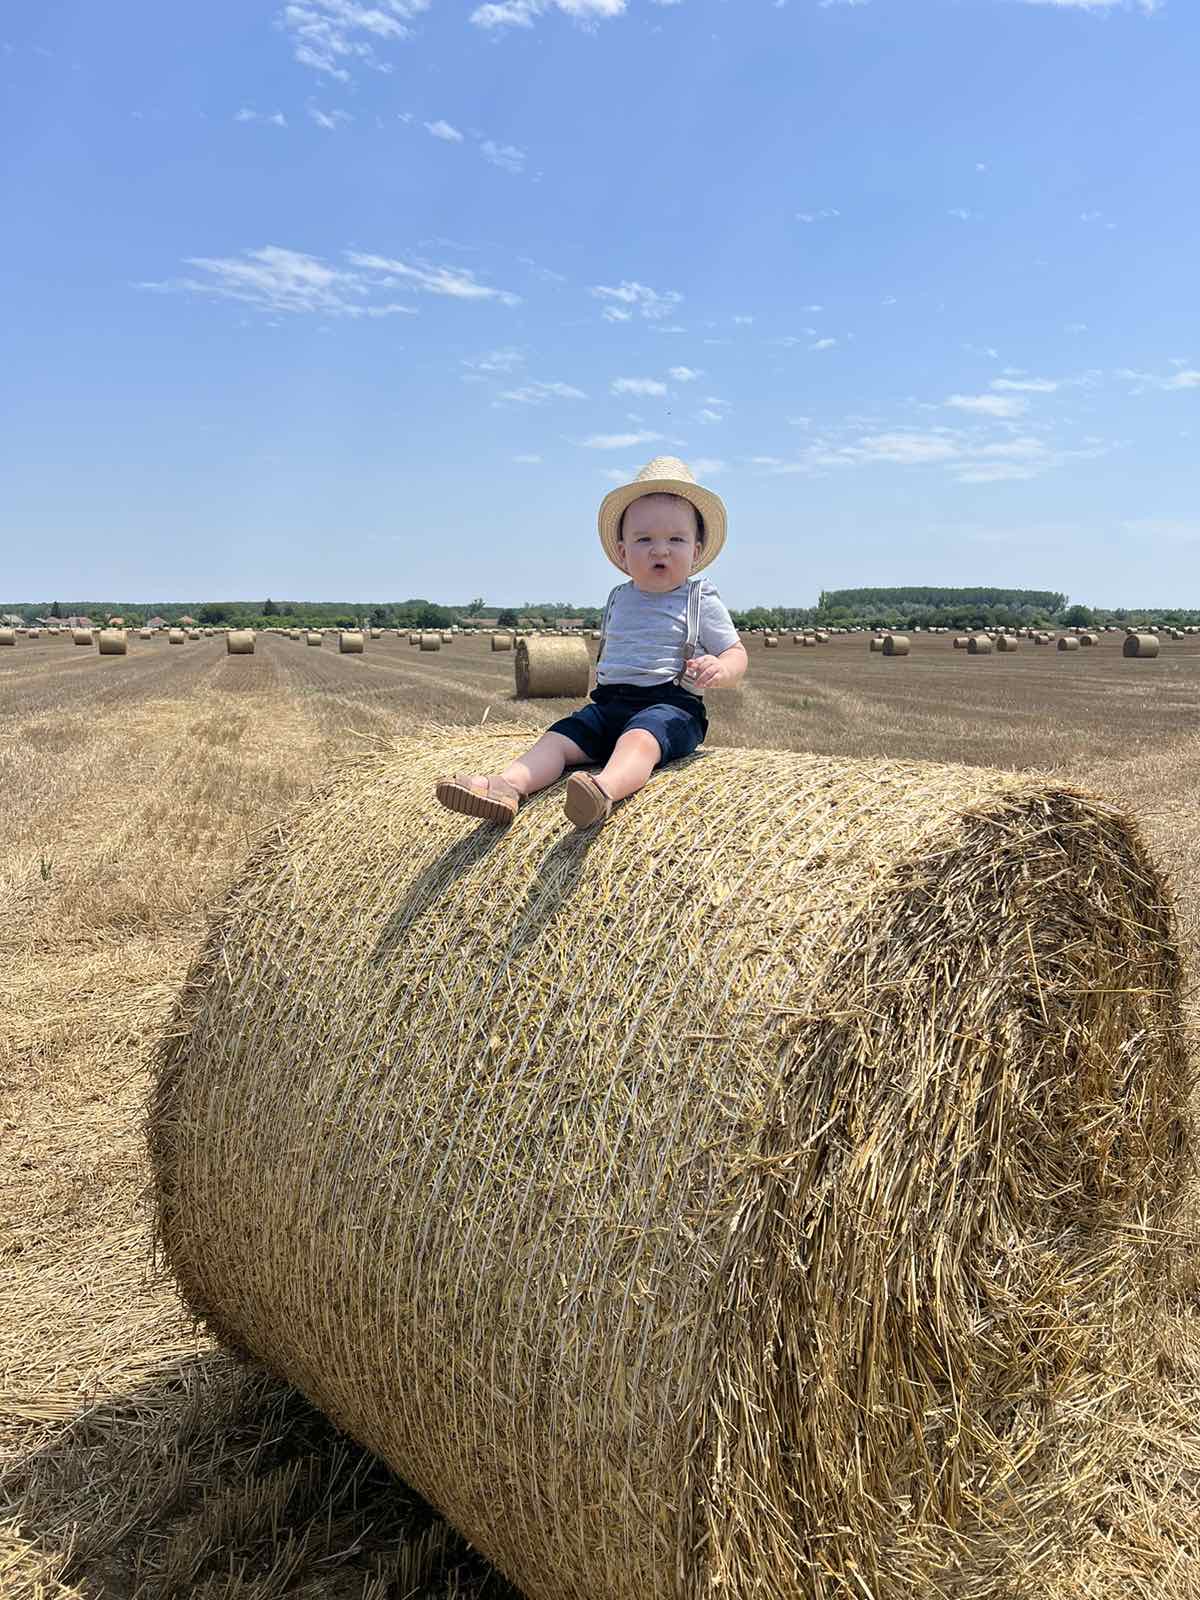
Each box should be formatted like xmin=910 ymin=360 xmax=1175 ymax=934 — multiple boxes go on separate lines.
xmin=945 ymin=392 xmax=1028 ymax=418
xmin=463 ymin=346 xmax=524 ymax=373
xmin=991 ymin=376 xmax=1059 ymax=392
xmin=308 ymin=106 xmax=353 ymax=129
xmin=591 ymin=280 xmax=683 ymax=322
xmin=136 ymin=245 xmax=420 ymax=319
xmin=1119 ymin=366 xmax=1200 ymax=393
xmin=668 ymin=366 xmax=702 ymax=382
xmin=425 ymin=119 xmax=463 ymax=141
xmin=612 ymin=377 xmax=667 ymax=396
xmin=346 ymin=251 xmax=520 ymax=304
xmin=947 ymin=208 xmax=975 ymax=221
xmin=1016 ymin=0 xmax=1160 ymax=13
xmin=580 ymin=430 xmax=663 ymax=449
xmin=471 ymin=0 xmax=626 ymax=29
xmin=279 ymin=0 xmax=429 ymax=80
xmin=481 ymin=139 xmax=526 ymax=173
xmin=696 ymin=408 xmax=725 ymax=424
xmin=691 ymin=458 xmax=727 ymax=475
xmin=811 ymin=337 xmax=837 ymax=351
xmin=496 ymin=380 xmax=586 ymax=404
xmin=796 ymin=208 xmax=840 ymax=223
xmin=235 ymin=108 xmax=288 ymax=126
xmin=732 ymin=314 xmax=753 ymax=325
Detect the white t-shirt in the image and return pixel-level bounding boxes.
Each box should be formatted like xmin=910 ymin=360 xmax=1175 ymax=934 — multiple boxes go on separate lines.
xmin=596 ymin=578 xmax=741 ymax=691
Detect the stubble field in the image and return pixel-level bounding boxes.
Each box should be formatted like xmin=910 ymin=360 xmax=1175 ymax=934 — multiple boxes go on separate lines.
xmin=3 ymin=627 xmax=1199 ymax=1600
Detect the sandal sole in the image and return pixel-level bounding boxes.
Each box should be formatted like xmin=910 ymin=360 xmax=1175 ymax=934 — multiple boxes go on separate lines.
xmin=564 ymin=774 xmax=611 ymax=829
xmin=435 ymin=781 xmax=517 ymax=824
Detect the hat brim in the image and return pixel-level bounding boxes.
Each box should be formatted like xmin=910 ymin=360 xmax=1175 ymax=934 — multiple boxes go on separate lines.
xmin=598 ymin=477 xmax=727 ymax=574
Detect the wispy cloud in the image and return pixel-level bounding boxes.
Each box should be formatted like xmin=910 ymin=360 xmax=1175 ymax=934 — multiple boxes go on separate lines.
xmin=946 ymin=392 xmax=1028 ymax=418
xmin=591 ymin=279 xmax=683 ymax=322
xmin=612 ymin=376 xmax=667 ymax=396
xmin=471 ymin=0 xmax=626 ymax=29
xmin=308 ymin=106 xmax=353 ymax=129
xmin=463 ymin=346 xmax=524 ymax=374
xmin=991 ymin=375 xmax=1059 ymax=392
xmin=691 ymin=458 xmax=727 ymax=475
xmin=796 ymin=208 xmax=840 ymax=223
xmin=1016 ymin=0 xmax=1161 ymax=13
xmin=425 ymin=119 xmax=463 ymax=141
xmin=480 ymin=138 xmax=525 ymax=173
xmin=137 ymin=245 xmax=520 ymax=317
xmin=1119 ymin=365 xmax=1200 ymax=393
xmin=668 ymin=366 xmax=702 ymax=382
xmin=279 ymin=0 xmax=429 ymax=81
xmin=763 ymin=424 xmax=1106 ymax=483
xmin=235 ymin=107 xmax=288 ymax=127
xmin=496 ymin=380 xmax=586 ymax=404
xmin=580 ymin=429 xmax=663 ymax=449
xmin=811 ymin=337 xmax=837 ymax=351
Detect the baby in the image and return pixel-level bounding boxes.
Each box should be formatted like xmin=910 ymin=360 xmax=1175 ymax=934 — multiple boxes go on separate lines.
xmin=435 ymin=456 xmax=747 ymax=829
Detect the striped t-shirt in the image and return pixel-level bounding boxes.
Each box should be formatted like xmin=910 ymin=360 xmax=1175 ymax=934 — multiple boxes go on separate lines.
xmin=596 ymin=579 xmax=740 ymax=691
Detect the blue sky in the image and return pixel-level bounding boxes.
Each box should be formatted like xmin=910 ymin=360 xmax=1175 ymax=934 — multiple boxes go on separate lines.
xmin=2 ymin=0 xmax=1196 ymax=608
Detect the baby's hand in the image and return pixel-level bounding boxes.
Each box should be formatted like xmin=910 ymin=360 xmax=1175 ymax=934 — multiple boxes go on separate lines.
xmin=684 ymin=654 xmax=725 ymax=689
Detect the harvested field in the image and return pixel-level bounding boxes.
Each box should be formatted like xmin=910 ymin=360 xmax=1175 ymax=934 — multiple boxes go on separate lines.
xmin=3 ymin=627 xmax=1200 ymax=1600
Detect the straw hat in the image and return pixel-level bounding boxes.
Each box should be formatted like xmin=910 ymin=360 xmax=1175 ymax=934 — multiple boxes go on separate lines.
xmin=597 ymin=457 xmax=727 ymax=574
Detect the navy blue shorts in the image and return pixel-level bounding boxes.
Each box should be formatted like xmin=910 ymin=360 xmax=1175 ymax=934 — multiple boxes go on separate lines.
xmin=548 ymin=683 xmax=708 ymax=768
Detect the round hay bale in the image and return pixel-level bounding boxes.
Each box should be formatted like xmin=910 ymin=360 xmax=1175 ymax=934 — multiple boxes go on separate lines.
xmin=72 ymin=628 xmax=93 ymax=645
xmin=151 ymin=736 xmax=1189 ymax=1600
xmin=996 ymin=634 xmax=1020 ymax=652
xmin=952 ymin=636 xmax=969 ymax=649
xmin=370 ymin=628 xmax=383 ymax=640
xmin=869 ymin=636 xmax=885 ymax=652
xmin=186 ymin=629 xmax=201 ymax=640
xmin=97 ymin=629 xmax=127 ymax=656
xmin=287 ymin=629 xmax=300 ymax=640
xmin=764 ymin=635 xmax=779 ymax=649
xmin=882 ymin=633 xmax=910 ymax=656
xmin=1058 ymin=636 xmax=1081 ymax=652
xmin=792 ymin=634 xmax=804 ymax=645
xmin=226 ymin=630 xmax=255 ymax=655
xmin=1080 ymin=632 xmax=1099 ymax=646
xmin=139 ymin=628 xmax=153 ymax=640
xmin=491 ymin=633 xmax=514 ymax=652
xmin=1124 ymin=633 xmax=1159 ymax=658
xmin=305 ymin=632 xmax=322 ymax=647
xmin=967 ymin=635 xmax=993 ymax=655
xmin=514 ymin=636 xmax=590 ymax=698
xmin=441 ymin=632 xmax=454 ymax=644
xmin=0 ymin=628 xmax=15 ymax=646
xmin=339 ymin=631 xmax=365 ymax=654
xmin=802 ymin=636 xmax=817 ymax=647
xmin=409 ymin=633 xmax=420 ymax=647
xmin=814 ymin=630 xmax=828 ymax=642
xmin=419 ymin=633 xmax=442 ymax=652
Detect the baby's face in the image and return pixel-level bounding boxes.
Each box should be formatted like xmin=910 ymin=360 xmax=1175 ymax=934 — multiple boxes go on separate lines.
xmin=616 ymin=495 xmax=700 ymax=593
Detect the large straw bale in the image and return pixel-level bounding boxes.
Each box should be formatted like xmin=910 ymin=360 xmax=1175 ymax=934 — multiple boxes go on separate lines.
xmin=515 ymin=636 xmax=590 ymax=697
xmin=139 ymin=628 xmax=153 ymax=639
xmin=339 ymin=631 xmax=365 ymax=654
xmin=187 ymin=629 xmax=201 ymax=640
xmin=151 ymin=734 xmax=1189 ymax=1600
xmin=1080 ymin=632 xmax=1099 ymax=646
xmin=1124 ymin=633 xmax=1159 ymax=658
xmin=419 ymin=632 xmax=442 ymax=652
xmin=97 ymin=629 xmax=128 ymax=655
xmin=1058 ymin=636 xmax=1081 ymax=652
xmin=0 ymin=628 xmax=15 ymax=646
xmin=72 ymin=628 xmax=93 ymax=645
xmin=996 ymin=633 xmax=1020 ymax=651
xmin=305 ymin=631 xmax=322 ymax=646
xmin=441 ymin=631 xmax=454 ymax=644
xmin=802 ymin=635 xmax=816 ymax=647
xmin=226 ymin=630 xmax=255 ymax=655
xmin=882 ymin=633 xmax=910 ymax=655
xmin=491 ymin=632 xmax=514 ymax=652
xmin=409 ymin=633 xmax=420 ymax=646
xmin=967 ymin=635 xmax=993 ymax=655
xmin=952 ymin=636 xmax=969 ymax=649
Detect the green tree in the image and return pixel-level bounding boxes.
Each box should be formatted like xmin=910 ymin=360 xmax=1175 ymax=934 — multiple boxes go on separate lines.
xmin=465 ymin=596 xmax=485 ymax=616
xmin=370 ymin=605 xmax=390 ymax=627
xmin=198 ymin=604 xmax=228 ymax=624
xmin=263 ymin=598 xmax=278 ymax=616
xmin=1062 ymin=603 xmax=1094 ymax=627
xmin=497 ymin=608 xmax=519 ymax=628
xmin=50 ymin=600 xmax=62 ymax=618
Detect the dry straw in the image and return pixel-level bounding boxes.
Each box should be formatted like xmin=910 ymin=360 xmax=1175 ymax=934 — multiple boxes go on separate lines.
xmin=953 ymin=636 xmax=969 ymax=649
xmin=515 ymin=636 xmax=591 ymax=698
xmin=967 ymin=635 xmax=993 ymax=655
xmin=491 ymin=633 xmax=514 ymax=652
xmin=1058 ymin=636 xmax=1081 ymax=652
xmin=996 ymin=634 xmax=1020 ymax=652
xmin=97 ymin=628 xmax=128 ymax=655
xmin=882 ymin=633 xmax=910 ymax=655
xmin=802 ymin=636 xmax=817 ymax=647
xmin=0 ymin=628 xmax=15 ymax=646
xmin=419 ymin=632 xmax=442 ymax=652
xmin=1080 ymin=632 xmax=1099 ymax=646
xmin=869 ymin=635 xmax=885 ymax=652
xmin=187 ymin=629 xmax=201 ymax=640
xmin=226 ymin=630 xmax=255 ymax=655
xmin=1124 ymin=633 xmax=1160 ymax=658
xmin=442 ymin=632 xmax=454 ymax=644
xmin=339 ymin=631 xmax=365 ymax=654
xmin=150 ymin=734 xmax=1189 ymax=1600
xmin=370 ymin=628 xmax=383 ymax=639
xmin=73 ymin=628 xmax=94 ymax=645
xmin=139 ymin=628 xmax=153 ymax=639
xmin=764 ymin=635 xmax=779 ymax=648
xmin=306 ymin=632 xmax=322 ymax=647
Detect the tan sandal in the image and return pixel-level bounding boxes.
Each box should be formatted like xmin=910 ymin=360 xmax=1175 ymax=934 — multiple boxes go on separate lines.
xmin=564 ymin=771 xmax=613 ymax=829
xmin=434 ymin=773 xmax=521 ymax=824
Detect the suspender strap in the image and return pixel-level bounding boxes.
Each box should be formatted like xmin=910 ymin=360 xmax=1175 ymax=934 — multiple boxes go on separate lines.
xmin=595 ymin=582 xmax=627 ymax=668
xmin=676 ymin=577 xmax=705 ymax=686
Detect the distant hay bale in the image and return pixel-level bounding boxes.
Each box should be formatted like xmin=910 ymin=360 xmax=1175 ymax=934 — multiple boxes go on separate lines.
xmin=441 ymin=632 xmax=454 ymax=644
xmin=139 ymin=628 xmax=153 ymax=639
xmin=953 ymin=636 xmax=969 ymax=649
xmin=187 ymin=629 xmax=201 ymax=640
xmin=419 ymin=633 xmax=442 ymax=652
xmin=409 ymin=633 xmax=420 ymax=646
xmin=370 ymin=628 xmax=383 ymax=639
xmin=168 ymin=629 xmax=186 ymax=644
xmin=339 ymin=631 xmax=365 ymax=654
xmin=287 ymin=629 xmax=300 ymax=640
xmin=491 ymin=633 xmax=514 ymax=652
xmin=869 ymin=636 xmax=885 ymax=652
xmin=882 ymin=634 xmax=910 ymax=656
xmin=151 ymin=735 xmax=1190 ymax=1600
xmin=226 ymin=630 xmax=255 ymax=655
xmin=1124 ymin=633 xmax=1159 ymax=658
xmin=802 ymin=636 xmax=817 ymax=647
xmin=97 ymin=629 xmax=128 ymax=656
xmin=967 ymin=636 xmax=993 ymax=655
xmin=72 ymin=628 xmax=93 ymax=645
xmin=1080 ymin=633 xmax=1099 ymax=646
xmin=792 ymin=634 xmax=804 ymax=645
xmin=305 ymin=632 xmax=322 ymax=647
xmin=814 ymin=630 xmax=828 ymax=642
xmin=1058 ymin=636 xmax=1081 ymax=652
xmin=0 ymin=628 xmax=15 ymax=646
xmin=764 ymin=635 xmax=779 ymax=648
xmin=515 ymin=636 xmax=591 ymax=698
xmin=996 ymin=634 xmax=1019 ymax=652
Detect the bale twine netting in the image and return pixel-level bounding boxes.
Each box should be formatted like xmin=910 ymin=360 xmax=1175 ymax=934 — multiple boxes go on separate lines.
xmin=150 ymin=735 xmax=1189 ymax=1600
xmin=226 ymin=629 xmax=255 ymax=655
xmin=97 ymin=628 xmax=128 ymax=655
xmin=491 ymin=632 xmax=514 ymax=652
xmin=515 ymin=636 xmax=591 ymax=698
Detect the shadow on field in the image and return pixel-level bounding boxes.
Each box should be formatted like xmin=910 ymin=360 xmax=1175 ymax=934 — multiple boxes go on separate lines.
xmin=1 ymin=1350 xmax=520 ymax=1600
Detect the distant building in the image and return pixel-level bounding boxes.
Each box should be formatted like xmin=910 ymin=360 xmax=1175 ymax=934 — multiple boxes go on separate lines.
xmin=145 ymin=615 xmax=169 ymax=628
xmin=177 ymin=614 xmax=198 ymax=626
xmin=1 ymin=613 xmax=23 ymax=627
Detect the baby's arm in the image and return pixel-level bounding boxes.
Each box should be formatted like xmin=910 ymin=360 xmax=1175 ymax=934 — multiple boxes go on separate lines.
xmin=685 ymin=642 xmax=748 ymax=689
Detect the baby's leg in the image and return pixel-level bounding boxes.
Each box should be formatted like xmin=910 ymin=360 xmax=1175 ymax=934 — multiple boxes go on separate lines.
xmin=497 ymin=731 xmax=590 ymax=796
xmin=592 ymin=728 xmax=661 ymax=801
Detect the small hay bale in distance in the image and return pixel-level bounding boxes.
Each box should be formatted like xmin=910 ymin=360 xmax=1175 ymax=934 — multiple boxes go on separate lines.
xmin=514 ymin=635 xmax=590 ymax=698
xmin=305 ymin=631 xmax=322 ymax=647
xmin=882 ymin=633 xmax=910 ymax=656
xmin=186 ymin=629 xmax=201 ymax=640
xmin=339 ymin=631 xmax=365 ymax=654
xmin=953 ymin=636 xmax=969 ymax=649
xmin=1080 ymin=632 xmax=1099 ymax=646
xmin=409 ymin=633 xmax=420 ymax=647
xmin=419 ymin=632 xmax=442 ymax=652
xmin=491 ymin=632 xmax=514 ymax=652
xmin=441 ymin=631 xmax=454 ymax=644
xmin=139 ymin=628 xmax=153 ymax=640
xmin=1058 ymin=636 xmax=1081 ymax=652
xmin=869 ymin=635 xmax=885 ymax=652
xmin=226 ymin=630 xmax=255 ymax=655
xmin=72 ymin=628 xmax=93 ymax=645
xmin=370 ymin=627 xmax=382 ymax=640
xmin=97 ymin=629 xmax=128 ymax=656
xmin=1124 ymin=633 xmax=1160 ymax=658
xmin=814 ymin=630 xmax=829 ymax=642
xmin=967 ymin=635 xmax=993 ymax=655
xmin=802 ymin=635 xmax=817 ymax=647
xmin=764 ymin=635 xmax=779 ymax=648
xmin=151 ymin=735 xmax=1190 ymax=1600
xmin=996 ymin=634 xmax=1020 ymax=652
